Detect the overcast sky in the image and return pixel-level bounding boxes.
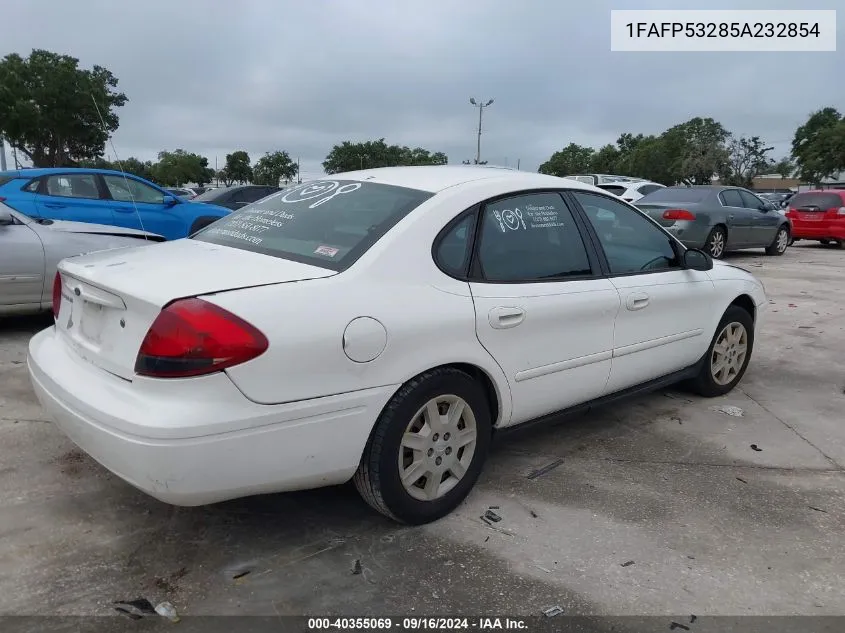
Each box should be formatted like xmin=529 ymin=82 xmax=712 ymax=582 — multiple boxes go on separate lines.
xmin=2 ymin=0 xmax=842 ymax=178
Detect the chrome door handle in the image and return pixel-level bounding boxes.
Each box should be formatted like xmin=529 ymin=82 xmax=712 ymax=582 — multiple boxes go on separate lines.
xmin=626 ymin=292 xmax=650 ymax=311
xmin=489 ymin=306 xmax=525 ymax=329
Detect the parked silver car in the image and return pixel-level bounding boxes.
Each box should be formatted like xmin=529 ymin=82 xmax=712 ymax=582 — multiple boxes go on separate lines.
xmin=0 ymin=202 xmax=162 ymax=316
xmin=635 ymin=186 xmax=792 ymax=259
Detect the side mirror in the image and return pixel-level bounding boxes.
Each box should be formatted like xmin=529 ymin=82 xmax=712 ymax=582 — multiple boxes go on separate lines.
xmin=683 ymin=248 xmax=713 ymax=271
xmin=162 ymin=195 xmax=178 ymax=207
xmin=0 ymin=206 xmax=14 ymax=225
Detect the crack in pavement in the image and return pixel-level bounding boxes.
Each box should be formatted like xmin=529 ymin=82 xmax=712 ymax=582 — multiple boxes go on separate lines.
xmin=739 ymin=387 xmax=844 ymax=470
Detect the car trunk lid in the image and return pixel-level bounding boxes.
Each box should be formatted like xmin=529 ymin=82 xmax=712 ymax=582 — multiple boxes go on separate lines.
xmin=54 ymin=239 xmax=337 ymax=380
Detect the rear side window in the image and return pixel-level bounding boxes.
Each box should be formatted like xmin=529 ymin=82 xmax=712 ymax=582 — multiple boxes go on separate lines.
xmin=597 ymin=185 xmax=627 ymax=196
xmin=638 ymin=188 xmax=707 ymax=203
xmin=638 ymin=184 xmax=662 ymax=195
xmin=720 ymin=190 xmax=743 ymax=207
xmin=193 ymin=179 xmax=433 ymax=271
xmin=476 ymin=192 xmax=592 ymax=281
xmin=789 ymin=192 xmax=843 ymax=210
xmin=435 ymin=214 xmax=476 ymax=278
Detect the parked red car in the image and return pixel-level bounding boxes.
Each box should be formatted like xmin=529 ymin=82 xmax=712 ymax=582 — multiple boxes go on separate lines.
xmin=786 ymin=190 xmax=845 ymax=248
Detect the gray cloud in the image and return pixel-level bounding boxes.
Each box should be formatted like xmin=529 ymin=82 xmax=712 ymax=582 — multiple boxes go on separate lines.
xmin=3 ymin=0 xmax=842 ymax=177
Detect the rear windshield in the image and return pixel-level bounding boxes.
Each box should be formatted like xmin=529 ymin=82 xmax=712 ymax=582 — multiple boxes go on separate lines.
xmin=637 ymin=187 xmax=708 ymax=203
xmin=192 ymin=179 xmax=433 ymax=270
xmin=597 ymin=185 xmax=627 ymax=196
xmin=789 ymin=192 xmax=843 ymax=210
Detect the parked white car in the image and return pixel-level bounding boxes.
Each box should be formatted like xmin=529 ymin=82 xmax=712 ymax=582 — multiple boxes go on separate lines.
xmin=28 ymin=166 xmax=766 ymax=524
xmin=597 ymin=180 xmax=666 ymax=203
xmin=1 ymin=202 xmax=162 ymax=317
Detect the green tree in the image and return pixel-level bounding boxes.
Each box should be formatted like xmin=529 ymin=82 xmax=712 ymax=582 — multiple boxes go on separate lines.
xmin=253 ymin=150 xmax=298 ymax=186
xmin=624 ymin=135 xmax=675 ymax=184
xmin=322 ymin=139 xmax=447 ymax=174
xmin=152 ymin=149 xmax=214 ymax=186
xmin=78 ymin=156 xmax=155 ymax=181
xmin=772 ymin=157 xmax=795 ymax=179
xmin=537 ymin=143 xmax=595 ymax=177
xmin=661 ymin=117 xmax=730 ymax=185
xmin=791 ymin=108 xmax=845 ymax=184
xmin=222 ymin=151 xmax=252 ymax=184
xmin=721 ymin=136 xmax=774 ymax=188
xmin=590 ymin=144 xmax=621 ymax=173
xmin=0 ymin=49 xmax=127 ymax=167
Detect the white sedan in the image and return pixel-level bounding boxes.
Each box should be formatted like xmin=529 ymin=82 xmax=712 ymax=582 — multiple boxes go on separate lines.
xmin=27 ymin=166 xmax=766 ymax=524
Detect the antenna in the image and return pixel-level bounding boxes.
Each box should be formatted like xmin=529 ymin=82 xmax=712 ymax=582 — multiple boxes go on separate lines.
xmin=90 ymin=94 xmax=148 ymax=241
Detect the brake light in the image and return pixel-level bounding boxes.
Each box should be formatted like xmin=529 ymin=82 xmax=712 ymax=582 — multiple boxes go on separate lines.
xmin=52 ymin=272 xmax=62 ymax=319
xmin=135 ymin=298 xmax=268 ymax=378
xmin=662 ymin=209 xmax=696 ymax=221
xmin=0 ymin=197 xmax=6 ymax=202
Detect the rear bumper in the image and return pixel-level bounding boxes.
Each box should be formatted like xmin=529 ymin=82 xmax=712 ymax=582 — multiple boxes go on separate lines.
xmin=27 ymin=327 xmax=398 ymax=506
xmin=790 ymin=221 xmax=845 ymax=240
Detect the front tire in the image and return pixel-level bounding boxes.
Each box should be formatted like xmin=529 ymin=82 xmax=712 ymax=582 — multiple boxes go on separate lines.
xmin=704 ymin=226 xmax=727 ymax=259
xmin=765 ymin=225 xmax=790 ymax=256
xmin=354 ymin=367 xmax=492 ymax=524
xmin=687 ymin=305 xmax=754 ymax=398
xmin=820 ymin=239 xmax=831 ymax=246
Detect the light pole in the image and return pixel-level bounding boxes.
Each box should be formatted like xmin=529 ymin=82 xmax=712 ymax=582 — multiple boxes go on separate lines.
xmin=0 ymin=139 xmax=6 ymax=172
xmin=469 ymin=98 xmax=494 ymax=164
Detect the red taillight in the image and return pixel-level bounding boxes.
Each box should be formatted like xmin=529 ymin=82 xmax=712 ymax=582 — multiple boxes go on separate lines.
xmin=662 ymin=209 xmax=696 ymax=221
xmin=52 ymin=272 xmax=62 ymax=319
xmin=135 ymin=298 xmax=269 ymax=378
xmin=0 ymin=196 xmax=6 ymax=203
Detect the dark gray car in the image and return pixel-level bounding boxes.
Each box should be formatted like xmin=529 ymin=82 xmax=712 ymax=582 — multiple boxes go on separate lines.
xmin=635 ymin=186 xmax=792 ymax=259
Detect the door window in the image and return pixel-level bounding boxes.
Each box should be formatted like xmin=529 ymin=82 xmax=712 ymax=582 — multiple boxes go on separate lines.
xmin=572 ymin=191 xmax=680 ymax=275
xmin=103 ymin=175 xmax=165 ymax=204
xmin=637 ymin=184 xmax=662 ymax=195
xmin=719 ymin=189 xmax=743 ymax=207
xmin=738 ymin=190 xmax=764 ymax=209
xmin=44 ymin=174 xmax=101 ymax=199
xmin=476 ymin=192 xmax=592 ymax=282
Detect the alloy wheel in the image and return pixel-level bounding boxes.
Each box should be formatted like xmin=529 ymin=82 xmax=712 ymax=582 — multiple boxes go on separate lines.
xmin=710 ymin=322 xmax=748 ymax=386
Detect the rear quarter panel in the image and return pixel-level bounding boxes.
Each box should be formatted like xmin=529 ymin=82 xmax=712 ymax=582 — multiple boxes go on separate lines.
xmin=207 ymin=180 xmax=522 ymax=424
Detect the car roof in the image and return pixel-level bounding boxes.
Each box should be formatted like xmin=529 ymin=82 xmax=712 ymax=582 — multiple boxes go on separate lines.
xmin=313 ymin=165 xmax=598 ymax=193
xmin=0 ymin=167 xmax=148 ymax=179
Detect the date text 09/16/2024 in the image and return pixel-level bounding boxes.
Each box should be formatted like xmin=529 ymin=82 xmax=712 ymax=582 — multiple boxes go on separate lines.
xmin=307 ymin=617 xmax=528 ymax=630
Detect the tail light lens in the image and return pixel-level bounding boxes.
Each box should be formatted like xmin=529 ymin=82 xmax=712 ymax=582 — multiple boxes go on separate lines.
xmin=52 ymin=272 xmax=62 ymax=319
xmin=662 ymin=209 xmax=696 ymax=221
xmin=135 ymin=298 xmax=268 ymax=378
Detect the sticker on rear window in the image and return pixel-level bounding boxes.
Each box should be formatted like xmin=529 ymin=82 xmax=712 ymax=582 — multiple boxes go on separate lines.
xmin=280 ymin=181 xmax=362 ymax=208
xmin=314 ymin=245 xmax=339 ymax=257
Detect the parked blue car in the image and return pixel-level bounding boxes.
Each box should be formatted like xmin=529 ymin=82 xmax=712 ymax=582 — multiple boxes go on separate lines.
xmin=0 ymin=168 xmax=231 ymax=240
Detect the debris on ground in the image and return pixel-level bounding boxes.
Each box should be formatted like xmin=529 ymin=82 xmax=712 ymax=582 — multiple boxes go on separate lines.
xmin=808 ymin=506 xmax=828 ymax=514
xmin=155 ymin=601 xmax=180 ymax=623
xmin=113 ymin=598 xmax=156 ymax=620
xmin=664 ymin=392 xmax=693 ymax=403
xmin=620 ymin=560 xmax=635 ymax=567
xmin=484 ymin=509 xmax=502 ymax=523
xmin=670 ymin=622 xmax=691 ymax=631
xmin=690 ymin=615 xmax=697 ymax=623
xmin=533 ymin=564 xmax=553 ymax=574
xmin=713 ymin=405 xmax=744 ymax=417
xmin=542 ymin=606 xmax=564 ymax=617
xmin=351 ymin=559 xmax=363 ymax=575
xmin=736 ymin=477 xmax=748 ymax=484
xmin=750 ymin=444 xmax=763 ymax=452
xmin=529 ymin=509 xmax=539 ymax=518
xmin=526 ymin=458 xmax=565 ymax=479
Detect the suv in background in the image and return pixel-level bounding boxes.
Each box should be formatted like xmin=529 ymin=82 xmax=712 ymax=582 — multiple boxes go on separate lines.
xmin=785 ymin=190 xmax=845 ymax=248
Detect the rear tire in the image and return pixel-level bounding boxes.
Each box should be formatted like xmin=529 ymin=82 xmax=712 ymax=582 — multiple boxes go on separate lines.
xmin=704 ymin=226 xmax=727 ymax=259
xmin=820 ymin=239 xmax=831 ymax=245
xmin=189 ymin=216 xmax=218 ymax=236
xmin=837 ymin=240 xmax=845 ymax=249
xmin=353 ymin=367 xmax=492 ymax=524
xmin=765 ymin=225 xmax=789 ymax=256
xmin=687 ymin=305 xmax=754 ymax=398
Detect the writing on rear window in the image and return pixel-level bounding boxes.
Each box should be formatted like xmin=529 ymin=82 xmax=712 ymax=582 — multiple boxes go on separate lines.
xmin=192 ymin=180 xmax=433 ymax=271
